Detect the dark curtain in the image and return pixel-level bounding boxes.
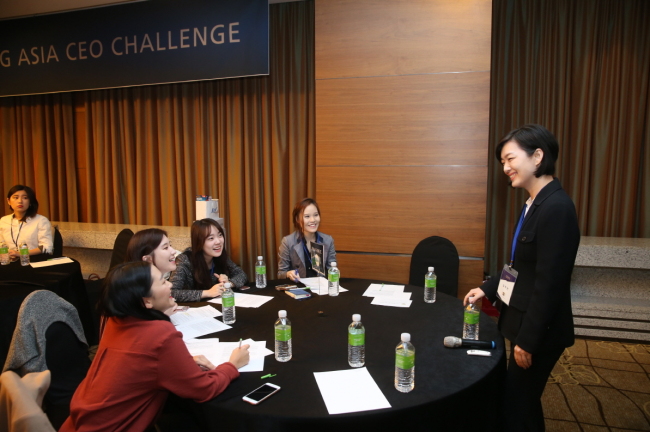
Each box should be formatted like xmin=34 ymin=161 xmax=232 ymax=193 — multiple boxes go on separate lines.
xmin=0 ymin=1 xmax=315 ymax=277
xmin=486 ymin=0 xmax=650 ymax=276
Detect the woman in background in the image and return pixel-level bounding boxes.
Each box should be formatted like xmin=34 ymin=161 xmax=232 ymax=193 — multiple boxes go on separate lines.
xmin=170 ymin=219 xmax=248 ymax=302
xmin=277 ymin=198 xmax=336 ymax=281
xmin=60 ymin=261 xmax=249 ymax=432
xmin=0 ymin=185 xmax=53 ymax=259
xmin=464 ymin=124 xmax=580 ymax=432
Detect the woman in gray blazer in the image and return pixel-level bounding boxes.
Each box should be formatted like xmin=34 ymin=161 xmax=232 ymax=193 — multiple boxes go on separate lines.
xmin=277 ymin=198 xmax=336 ymax=281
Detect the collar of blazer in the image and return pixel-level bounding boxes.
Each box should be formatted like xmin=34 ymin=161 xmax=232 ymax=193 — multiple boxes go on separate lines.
xmin=523 ymin=177 xmax=562 ymax=223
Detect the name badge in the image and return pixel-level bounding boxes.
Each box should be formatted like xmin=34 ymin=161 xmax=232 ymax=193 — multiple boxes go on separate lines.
xmin=497 ymin=264 xmax=518 ymax=306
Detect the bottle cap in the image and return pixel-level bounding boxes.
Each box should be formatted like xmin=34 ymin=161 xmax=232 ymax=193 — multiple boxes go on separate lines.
xmin=352 ymin=314 xmax=361 ymax=322
xmin=278 ymin=310 xmax=287 ymax=318
xmin=428 ymin=266 xmax=433 ymax=271
xmin=401 ymin=333 xmax=411 ymax=342
xmin=257 ymin=256 xmax=263 ymax=260
xmin=224 ymin=282 xmax=233 ymax=289
xmin=331 ymin=261 xmax=337 ymax=267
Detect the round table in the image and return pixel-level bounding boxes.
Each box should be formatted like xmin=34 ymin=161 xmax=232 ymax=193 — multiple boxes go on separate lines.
xmin=182 ymin=279 xmax=506 ymax=432
xmin=0 ymin=258 xmax=95 ymax=365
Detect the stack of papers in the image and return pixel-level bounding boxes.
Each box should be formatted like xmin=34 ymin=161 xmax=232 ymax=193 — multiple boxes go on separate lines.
xmin=170 ymin=306 xmax=231 ymax=340
xmin=299 ymin=277 xmax=349 ymax=295
xmin=313 ymin=367 xmax=391 ymax=414
xmin=30 ymin=257 xmax=74 ymax=268
xmin=209 ymin=292 xmax=274 ymax=308
xmin=363 ymin=284 xmax=412 ymax=308
xmin=184 ymin=338 xmax=274 ymax=372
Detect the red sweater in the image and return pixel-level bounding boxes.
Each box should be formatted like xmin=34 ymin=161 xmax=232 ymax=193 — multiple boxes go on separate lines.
xmin=60 ymin=316 xmax=239 ymax=432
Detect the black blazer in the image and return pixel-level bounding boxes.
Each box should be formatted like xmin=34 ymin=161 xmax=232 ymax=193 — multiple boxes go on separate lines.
xmin=482 ymin=178 xmax=580 ymax=354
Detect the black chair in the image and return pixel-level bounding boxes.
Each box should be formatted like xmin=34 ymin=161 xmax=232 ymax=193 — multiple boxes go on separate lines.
xmin=408 ymin=236 xmax=459 ymax=297
xmin=52 ymin=227 xmax=63 ymax=258
xmin=108 ymin=228 xmax=135 ymax=271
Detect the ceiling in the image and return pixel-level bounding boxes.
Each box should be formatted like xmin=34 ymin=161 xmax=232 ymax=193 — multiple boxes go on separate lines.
xmin=0 ymin=0 xmax=303 ymax=20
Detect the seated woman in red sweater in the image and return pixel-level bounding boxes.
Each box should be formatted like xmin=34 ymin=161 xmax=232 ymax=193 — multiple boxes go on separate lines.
xmin=60 ymin=261 xmax=250 ymax=432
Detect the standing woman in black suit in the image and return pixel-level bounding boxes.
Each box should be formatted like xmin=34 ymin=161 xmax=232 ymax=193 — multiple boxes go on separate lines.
xmin=464 ymin=124 xmax=580 ymax=432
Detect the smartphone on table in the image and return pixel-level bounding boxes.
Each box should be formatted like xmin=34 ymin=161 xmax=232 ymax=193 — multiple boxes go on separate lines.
xmin=242 ymin=383 xmax=281 ymax=405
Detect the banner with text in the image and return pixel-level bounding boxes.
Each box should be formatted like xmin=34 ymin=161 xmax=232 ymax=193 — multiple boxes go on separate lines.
xmin=0 ymin=0 xmax=268 ymax=97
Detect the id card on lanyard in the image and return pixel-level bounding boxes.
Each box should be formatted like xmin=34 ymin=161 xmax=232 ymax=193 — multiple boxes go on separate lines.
xmin=497 ymin=204 xmax=527 ymax=306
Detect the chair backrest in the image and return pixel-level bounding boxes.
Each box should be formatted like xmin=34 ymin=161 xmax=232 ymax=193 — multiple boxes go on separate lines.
xmin=0 ymin=370 xmax=56 ymax=432
xmin=409 ymin=236 xmax=459 ymax=297
xmin=52 ymin=227 xmax=63 ymax=258
xmin=109 ymin=228 xmax=135 ymax=270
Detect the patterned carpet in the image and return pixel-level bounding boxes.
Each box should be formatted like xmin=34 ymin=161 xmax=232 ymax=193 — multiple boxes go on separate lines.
xmin=540 ymin=339 xmax=650 ymax=431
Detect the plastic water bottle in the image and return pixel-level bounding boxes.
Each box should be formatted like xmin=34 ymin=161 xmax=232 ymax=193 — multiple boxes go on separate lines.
xmin=328 ymin=262 xmax=340 ymax=296
xmin=0 ymin=242 xmax=9 ymax=265
xmin=19 ymin=243 xmax=30 ymax=266
xmin=463 ymin=302 xmax=480 ymax=340
xmin=395 ymin=333 xmax=415 ymax=393
xmin=424 ymin=266 xmax=436 ymax=303
xmin=275 ymin=310 xmax=292 ymax=362
xmin=255 ymin=256 xmax=267 ymax=288
xmin=348 ymin=314 xmax=365 ymax=367
xmin=221 ymin=282 xmax=236 ymax=324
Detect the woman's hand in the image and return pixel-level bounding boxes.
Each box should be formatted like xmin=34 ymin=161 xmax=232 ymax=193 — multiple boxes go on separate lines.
xmin=463 ymin=288 xmax=486 ymax=306
xmin=193 ymin=355 xmax=216 ymax=371
xmin=216 ymin=273 xmax=229 ymax=284
xmin=229 ymin=344 xmax=250 ymax=369
xmin=8 ymin=249 xmax=19 ymax=260
xmin=163 ymin=299 xmax=179 ymax=316
xmin=287 ymin=270 xmax=300 ymax=282
xmin=514 ymin=345 xmax=533 ymax=369
xmin=203 ymin=282 xmax=225 ymax=299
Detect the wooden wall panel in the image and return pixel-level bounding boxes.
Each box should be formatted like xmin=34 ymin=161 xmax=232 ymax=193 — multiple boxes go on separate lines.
xmin=317 ymin=166 xmax=487 ymax=257
xmin=334 ymin=253 xmax=484 ymax=300
xmin=317 ymin=72 xmax=489 ymax=166
xmin=316 ymin=0 xmax=492 ymax=79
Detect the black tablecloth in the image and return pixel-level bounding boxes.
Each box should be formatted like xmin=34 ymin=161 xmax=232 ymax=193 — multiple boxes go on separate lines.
xmin=184 ymin=279 xmax=506 ymax=432
xmin=0 ymin=258 xmax=95 ymax=366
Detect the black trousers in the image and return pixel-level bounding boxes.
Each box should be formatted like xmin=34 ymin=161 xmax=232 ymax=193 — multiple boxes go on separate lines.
xmin=503 ymin=345 xmax=565 ymax=432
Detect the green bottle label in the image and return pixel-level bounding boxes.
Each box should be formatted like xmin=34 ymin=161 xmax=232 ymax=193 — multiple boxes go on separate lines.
xmin=328 ymin=272 xmax=340 ymax=283
xmin=255 ymin=265 xmax=266 ymax=275
xmin=0 ymin=247 xmax=8 ymax=254
xmin=222 ymin=295 xmax=235 ymax=307
xmin=275 ymin=327 xmax=291 ymax=342
xmin=20 ymin=247 xmax=29 ymax=256
xmin=348 ymin=332 xmax=365 ymax=346
xmin=425 ymin=278 xmax=436 ymax=288
xmin=396 ymin=350 xmax=415 ymax=369
xmin=464 ymin=310 xmax=479 ymax=325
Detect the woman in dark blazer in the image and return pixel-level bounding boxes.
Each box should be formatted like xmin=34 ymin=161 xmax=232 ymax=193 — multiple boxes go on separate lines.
xmin=464 ymin=124 xmax=580 ymax=432
xmin=277 ymin=198 xmax=336 ymax=281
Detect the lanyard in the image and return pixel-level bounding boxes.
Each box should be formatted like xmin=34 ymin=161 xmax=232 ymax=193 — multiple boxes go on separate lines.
xmin=10 ymin=216 xmax=24 ymax=248
xmin=510 ymin=204 xmax=527 ymax=266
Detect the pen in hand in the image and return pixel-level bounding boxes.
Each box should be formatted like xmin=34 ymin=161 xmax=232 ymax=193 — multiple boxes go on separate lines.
xmin=239 ymin=338 xmax=242 ymax=349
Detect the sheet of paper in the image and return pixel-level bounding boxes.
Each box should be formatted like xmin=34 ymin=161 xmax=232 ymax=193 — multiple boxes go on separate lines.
xmin=313 ymin=367 xmax=391 ymax=415
xmin=370 ymin=295 xmax=412 ymax=308
xmin=363 ymin=283 xmax=406 ymax=297
xmin=299 ymin=277 xmax=348 ymax=295
xmin=30 ymin=257 xmax=74 ymax=268
xmin=185 ymin=339 xmax=271 ymax=372
xmin=170 ymin=305 xmax=222 ymax=326
xmin=176 ymin=318 xmax=232 ymax=340
xmin=208 ymin=292 xmax=274 ymax=308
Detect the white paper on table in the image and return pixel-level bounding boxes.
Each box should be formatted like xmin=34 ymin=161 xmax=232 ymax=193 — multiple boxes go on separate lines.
xmin=185 ymin=338 xmax=270 ymax=372
xmin=313 ymin=367 xmax=391 ymax=415
xmin=362 ymin=284 xmax=406 ymax=297
xmin=370 ymin=295 xmax=412 ymax=308
xmin=170 ymin=305 xmax=222 ymax=326
xmin=30 ymin=257 xmax=74 ymax=268
xmin=300 ymin=277 xmax=348 ymax=295
xmin=176 ymin=318 xmax=232 ymax=340
xmin=208 ymin=292 xmax=274 ymax=308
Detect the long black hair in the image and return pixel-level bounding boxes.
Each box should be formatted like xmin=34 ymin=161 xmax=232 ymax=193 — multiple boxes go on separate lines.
xmin=189 ymin=219 xmax=231 ymax=290
xmin=98 ymin=261 xmax=169 ymax=322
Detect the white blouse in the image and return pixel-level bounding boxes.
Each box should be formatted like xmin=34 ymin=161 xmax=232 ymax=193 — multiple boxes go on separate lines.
xmin=0 ymin=214 xmax=53 ymax=254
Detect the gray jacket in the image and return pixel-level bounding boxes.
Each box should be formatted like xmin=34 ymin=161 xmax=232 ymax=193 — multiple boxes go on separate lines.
xmin=277 ymin=231 xmax=336 ymax=279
